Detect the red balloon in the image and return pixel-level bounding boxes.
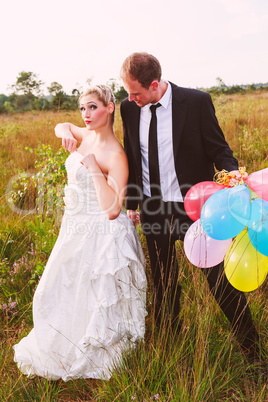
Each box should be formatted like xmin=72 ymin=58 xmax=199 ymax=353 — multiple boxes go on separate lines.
xmin=185 ymin=181 xmax=225 ymax=221
xmin=247 ymin=168 xmax=268 ymax=201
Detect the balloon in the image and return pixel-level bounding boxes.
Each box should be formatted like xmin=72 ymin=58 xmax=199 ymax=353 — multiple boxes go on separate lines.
xmin=247 ymin=168 xmax=268 ymax=202
xmin=247 ymin=198 xmax=268 ymax=257
xmin=184 ymin=219 xmax=232 ymax=268
xmin=201 ymin=185 xmax=250 ymax=240
xmin=224 ymin=230 xmax=268 ymax=292
xmin=247 ymin=185 xmax=259 ymax=202
xmin=184 ymin=181 xmax=225 ymax=221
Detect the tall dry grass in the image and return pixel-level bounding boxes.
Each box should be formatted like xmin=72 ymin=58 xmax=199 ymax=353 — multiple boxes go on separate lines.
xmin=214 ymin=91 xmax=268 ymax=171
xmin=0 ymin=93 xmax=268 ymax=401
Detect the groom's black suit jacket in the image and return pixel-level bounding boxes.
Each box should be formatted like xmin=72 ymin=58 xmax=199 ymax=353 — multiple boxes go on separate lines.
xmin=120 ymin=82 xmax=238 ymax=211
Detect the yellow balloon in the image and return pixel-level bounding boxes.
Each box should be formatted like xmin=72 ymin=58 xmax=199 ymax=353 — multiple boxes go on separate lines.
xmin=224 ymin=229 xmax=268 ymax=292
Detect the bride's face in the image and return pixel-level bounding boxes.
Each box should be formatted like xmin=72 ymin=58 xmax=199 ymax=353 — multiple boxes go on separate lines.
xmin=80 ymin=94 xmax=111 ymax=130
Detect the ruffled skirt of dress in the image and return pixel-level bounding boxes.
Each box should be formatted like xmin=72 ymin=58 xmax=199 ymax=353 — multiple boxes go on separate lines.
xmin=13 ymin=211 xmax=147 ymax=381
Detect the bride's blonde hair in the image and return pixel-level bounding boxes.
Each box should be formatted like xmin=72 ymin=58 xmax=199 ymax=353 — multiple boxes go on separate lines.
xmin=79 ymin=85 xmax=116 ymax=123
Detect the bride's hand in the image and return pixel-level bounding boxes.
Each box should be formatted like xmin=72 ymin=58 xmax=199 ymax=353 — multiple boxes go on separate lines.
xmin=81 ymin=154 xmax=99 ymax=172
xmin=62 ymin=136 xmax=77 ymax=153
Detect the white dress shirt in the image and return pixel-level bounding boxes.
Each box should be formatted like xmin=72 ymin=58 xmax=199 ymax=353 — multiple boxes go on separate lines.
xmin=139 ymin=81 xmax=183 ymax=202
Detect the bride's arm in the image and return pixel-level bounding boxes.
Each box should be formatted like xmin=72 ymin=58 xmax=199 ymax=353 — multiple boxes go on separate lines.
xmin=81 ymin=151 xmax=128 ymax=220
xmin=55 ymin=123 xmax=87 ymax=152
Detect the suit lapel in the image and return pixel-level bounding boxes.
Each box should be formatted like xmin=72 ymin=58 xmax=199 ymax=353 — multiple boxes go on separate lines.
xmin=170 ymin=83 xmax=187 ymax=161
xmin=130 ymin=104 xmax=142 ymax=173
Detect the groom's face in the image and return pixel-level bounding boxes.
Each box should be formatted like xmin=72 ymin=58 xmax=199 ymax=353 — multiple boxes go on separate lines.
xmin=122 ymin=77 xmax=156 ymax=107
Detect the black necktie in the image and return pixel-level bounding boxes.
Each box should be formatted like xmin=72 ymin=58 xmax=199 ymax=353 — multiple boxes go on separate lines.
xmin=148 ymin=103 xmax=162 ymax=198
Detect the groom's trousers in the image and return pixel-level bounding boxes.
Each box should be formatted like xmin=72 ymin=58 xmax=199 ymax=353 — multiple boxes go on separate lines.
xmin=140 ymin=195 xmax=260 ymax=354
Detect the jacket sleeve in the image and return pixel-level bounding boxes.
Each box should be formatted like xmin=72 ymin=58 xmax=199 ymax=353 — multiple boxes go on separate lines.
xmin=201 ymin=93 xmax=238 ymax=171
xmin=120 ymin=101 xmax=141 ymax=211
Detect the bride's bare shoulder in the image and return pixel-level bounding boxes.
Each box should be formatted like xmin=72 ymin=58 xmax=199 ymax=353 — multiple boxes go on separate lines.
xmin=106 ymin=138 xmax=128 ymax=167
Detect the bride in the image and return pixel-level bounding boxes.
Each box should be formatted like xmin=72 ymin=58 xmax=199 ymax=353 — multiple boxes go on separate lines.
xmin=14 ymin=85 xmax=147 ymax=381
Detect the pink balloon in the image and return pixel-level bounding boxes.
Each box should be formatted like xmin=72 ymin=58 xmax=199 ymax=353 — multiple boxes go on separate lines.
xmin=184 ymin=181 xmax=225 ymax=221
xmin=184 ymin=219 xmax=232 ymax=268
xmin=247 ymin=168 xmax=268 ymax=201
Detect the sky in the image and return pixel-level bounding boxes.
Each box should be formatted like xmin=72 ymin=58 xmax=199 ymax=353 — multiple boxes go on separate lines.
xmin=1 ymin=0 xmax=267 ymax=95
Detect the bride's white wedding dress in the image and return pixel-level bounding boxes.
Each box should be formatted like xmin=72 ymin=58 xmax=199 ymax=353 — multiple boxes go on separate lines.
xmin=14 ymin=151 xmax=147 ymax=381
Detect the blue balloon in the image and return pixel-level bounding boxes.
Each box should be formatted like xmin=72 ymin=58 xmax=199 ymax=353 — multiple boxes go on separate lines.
xmin=248 ymin=198 xmax=268 ymax=257
xmin=201 ymin=185 xmax=250 ymax=240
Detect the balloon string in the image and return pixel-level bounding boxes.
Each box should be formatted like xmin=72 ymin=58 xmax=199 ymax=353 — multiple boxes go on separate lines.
xmin=214 ymin=167 xmax=247 ymax=187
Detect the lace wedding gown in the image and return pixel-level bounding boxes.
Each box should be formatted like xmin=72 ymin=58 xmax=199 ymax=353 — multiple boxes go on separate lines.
xmin=14 ymin=151 xmax=147 ymax=381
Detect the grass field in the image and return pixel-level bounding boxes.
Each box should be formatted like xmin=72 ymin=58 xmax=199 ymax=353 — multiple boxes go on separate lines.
xmin=0 ymin=91 xmax=268 ymax=401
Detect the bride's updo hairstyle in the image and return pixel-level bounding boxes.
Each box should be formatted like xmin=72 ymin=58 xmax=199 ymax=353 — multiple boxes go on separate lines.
xmin=79 ymin=85 xmax=116 ymax=123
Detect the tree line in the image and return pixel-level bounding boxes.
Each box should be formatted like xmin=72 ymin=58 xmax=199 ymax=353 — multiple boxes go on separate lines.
xmin=0 ymin=72 xmax=267 ymax=114
xmin=199 ymin=77 xmax=268 ymax=96
xmin=0 ymin=72 xmax=128 ymax=114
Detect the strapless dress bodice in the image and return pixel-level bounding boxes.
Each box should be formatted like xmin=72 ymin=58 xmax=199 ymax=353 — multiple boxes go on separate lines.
xmin=64 ymin=151 xmax=103 ymax=215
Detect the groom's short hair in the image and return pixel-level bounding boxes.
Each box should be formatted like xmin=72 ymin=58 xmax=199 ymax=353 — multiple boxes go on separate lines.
xmin=121 ymin=52 xmax=162 ymax=89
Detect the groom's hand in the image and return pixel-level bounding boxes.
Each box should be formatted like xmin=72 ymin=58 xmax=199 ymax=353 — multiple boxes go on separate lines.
xmin=127 ymin=210 xmax=140 ymax=227
xmin=229 ymin=169 xmax=248 ymax=186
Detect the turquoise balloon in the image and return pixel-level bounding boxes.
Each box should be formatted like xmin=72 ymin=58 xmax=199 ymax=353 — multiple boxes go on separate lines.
xmin=248 ymin=198 xmax=268 ymax=257
xmin=201 ymin=185 xmax=250 ymax=240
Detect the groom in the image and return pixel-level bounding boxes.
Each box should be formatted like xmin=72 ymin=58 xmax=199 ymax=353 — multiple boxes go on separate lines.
xmin=120 ymin=52 xmax=262 ymax=362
